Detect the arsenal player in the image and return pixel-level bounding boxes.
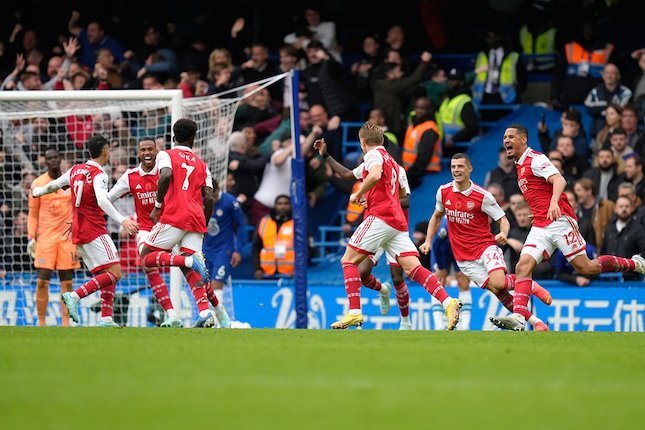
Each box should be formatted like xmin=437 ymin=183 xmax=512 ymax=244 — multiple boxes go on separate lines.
xmin=139 ymin=119 xmax=217 ymax=328
xmin=419 ymin=153 xmax=551 ymax=331
xmin=322 ymin=122 xmax=461 ymax=330
xmin=491 ymin=125 xmax=645 ymax=331
xmin=108 ymin=137 xmax=183 ymax=328
xmin=32 ymin=135 xmax=139 ymax=327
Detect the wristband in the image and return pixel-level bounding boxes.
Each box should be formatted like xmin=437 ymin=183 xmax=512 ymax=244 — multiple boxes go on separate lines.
xmin=154 ymin=201 xmax=163 ymax=208
xmin=322 ymin=153 xmax=329 ymax=159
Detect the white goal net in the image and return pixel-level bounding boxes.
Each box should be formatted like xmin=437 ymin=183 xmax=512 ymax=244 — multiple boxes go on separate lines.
xmin=0 ymin=73 xmax=288 ymax=327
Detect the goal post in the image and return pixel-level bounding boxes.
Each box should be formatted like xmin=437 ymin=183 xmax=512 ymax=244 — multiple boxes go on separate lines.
xmin=0 ymin=72 xmax=305 ymax=327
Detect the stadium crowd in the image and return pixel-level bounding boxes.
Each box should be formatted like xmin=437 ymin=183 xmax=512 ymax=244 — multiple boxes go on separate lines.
xmin=0 ymin=0 xmax=644 ymax=284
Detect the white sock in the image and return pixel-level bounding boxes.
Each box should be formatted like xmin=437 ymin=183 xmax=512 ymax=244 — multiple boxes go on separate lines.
xmin=184 ymin=256 xmax=193 ymax=268
xmin=441 ymin=297 xmax=452 ymax=309
xmin=458 ymin=290 xmax=472 ymax=330
xmin=349 ymin=308 xmax=361 ymax=315
xmin=199 ymin=310 xmax=212 ymax=318
xmin=431 ymin=297 xmax=446 ymax=330
xmin=527 ymin=315 xmax=540 ymax=325
xmin=70 ymin=291 xmax=80 ymax=301
xmin=167 ymin=308 xmax=177 ymax=319
xmin=214 ymin=288 xmax=224 ymax=304
xmin=379 ymin=284 xmax=389 ymax=296
xmin=400 ymin=316 xmax=410 ymax=325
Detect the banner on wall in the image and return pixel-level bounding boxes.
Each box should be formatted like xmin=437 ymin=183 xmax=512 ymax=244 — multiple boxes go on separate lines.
xmin=1 ymin=275 xmax=643 ymax=331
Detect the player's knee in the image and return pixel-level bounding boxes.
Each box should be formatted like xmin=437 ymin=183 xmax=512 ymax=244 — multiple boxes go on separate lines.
xmin=108 ymin=265 xmax=122 ymax=281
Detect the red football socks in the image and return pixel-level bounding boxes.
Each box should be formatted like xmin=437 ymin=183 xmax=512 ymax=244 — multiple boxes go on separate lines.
xmin=143 ymin=251 xmax=187 ymax=268
xmin=342 ymin=263 xmax=362 ymax=310
xmin=75 ymin=272 xmax=117 ymax=298
xmin=186 ymin=269 xmax=209 ymax=313
xmin=146 ymin=269 xmax=174 ymax=312
xmin=394 ymin=281 xmax=409 ymax=317
xmin=596 ymin=255 xmax=636 ymax=272
xmin=409 ymin=265 xmax=449 ymax=303
xmin=512 ymin=277 xmax=532 ymax=320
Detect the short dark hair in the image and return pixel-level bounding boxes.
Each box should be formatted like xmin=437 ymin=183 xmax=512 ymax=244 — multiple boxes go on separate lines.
xmin=275 ymin=195 xmax=290 ymax=205
xmin=564 ymin=108 xmax=582 ymax=124
xmin=173 ymin=119 xmax=198 ymax=146
xmin=610 ymin=127 xmax=627 ymax=137
xmin=451 ymin=153 xmax=471 ymax=166
xmin=138 ymin=136 xmax=156 ymax=145
xmin=628 ymin=155 xmax=643 ymax=168
xmin=87 ymin=135 xmax=109 ymax=158
xmin=507 ymin=124 xmax=528 ymax=137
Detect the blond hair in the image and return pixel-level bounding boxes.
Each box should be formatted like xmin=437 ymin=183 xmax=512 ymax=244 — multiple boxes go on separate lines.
xmin=358 ymin=122 xmax=384 ymax=146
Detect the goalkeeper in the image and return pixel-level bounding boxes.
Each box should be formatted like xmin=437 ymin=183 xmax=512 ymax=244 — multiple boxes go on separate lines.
xmin=28 ymin=148 xmax=80 ymax=326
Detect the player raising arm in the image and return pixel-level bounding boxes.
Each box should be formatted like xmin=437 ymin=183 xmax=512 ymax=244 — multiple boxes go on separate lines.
xmin=138 ymin=119 xmax=219 ymax=328
xmin=320 ymin=122 xmax=461 ymax=330
xmin=419 ymin=153 xmax=551 ymax=331
xmin=314 ymin=138 xmax=412 ymax=330
xmin=491 ymin=125 xmax=645 ymax=330
xmin=32 ymin=136 xmax=138 ymax=327
xmin=108 ymin=137 xmax=184 ymax=327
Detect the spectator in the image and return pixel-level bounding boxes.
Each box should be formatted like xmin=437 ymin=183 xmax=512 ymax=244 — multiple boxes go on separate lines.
xmin=11 ymin=171 xmax=36 ymax=214
xmin=486 ymin=183 xmax=507 ymax=236
xmin=301 ymin=40 xmax=352 ymax=119
xmin=91 ymin=48 xmax=124 ymax=89
xmin=547 ymin=150 xmax=574 ymax=185
xmin=350 ymin=35 xmax=383 ymax=104
xmin=583 ymin=147 xmax=624 ymax=202
xmin=630 ymin=51 xmax=645 ymax=118
xmin=621 ymin=105 xmax=645 ymax=159
xmin=506 ymin=193 xmax=526 ymax=230
xmin=253 ymin=195 xmax=294 ymax=279
xmin=556 ymin=135 xmax=589 ymax=179
xmin=368 ymin=108 xmax=402 ymax=164
xmin=472 ymin=26 xmax=526 ymax=106
xmin=484 ymin=147 xmax=521 ymax=199
xmin=68 ymin=11 xmax=125 ymax=69
xmin=601 ymin=197 xmax=645 ymax=280
xmin=283 ymin=6 xmax=342 ymax=63
xmin=240 ymin=43 xmax=279 ymax=97
xmin=141 ymin=72 xmax=164 ymax=90
xmin=307 ymin=104 xmax=342 ymax=160
xmin=373 ymin=51 xmax=432 ymax=137
xmin=565 ymin=188 xmax=597 ymax=246
xmin=622 ymin=156 xmax=645 ymax=197
xmin=233 ymin=86 xmax=277 ymax=131
xmin=227 ymin=131 xmax=271 ymax=214
xmin=178 ymin=66 xmax=209 ymax=98
xmin=421 ymin=67 xmax=448 ymax=106
xmin=617 ymin=182 xmax=645 ymax=227
xmin=207 ymin=47 xmax=242 ymax=87
xmin=538 ymin=108 xmax=590 ymax=159
xmin=505 ymin=201 xmax=532 ymax=271
xmin=573 ymin=178 xmax=613 ymax=250
xmin=551 ymin=21 xmax=614 ymax=108
xmin=251 ymin=139 xmax=293 ymax=226
xmin=402 ymin=96 xmax=442 ymax=188
xmin=518 ymin=5 xmax=556 ymax=72
xmin=384 ymin=25 xmax=408 ymax=62
xmin=584 ymin=63 xmax=632 ymax=135
xmin=592 ymin=103 xmax=622 ymax=151
xmin=6 ymin=210 xmax=31 ymax=272
xmin=607 ymin=128 xmax=635 ymax=163
xmin=437 ymin=68 xmax=479 ymax=148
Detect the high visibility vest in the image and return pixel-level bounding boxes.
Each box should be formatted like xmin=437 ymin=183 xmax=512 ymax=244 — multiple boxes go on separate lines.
xmin=258 ymin=216 xmax=295 ymax=276
xmin=519 ymin=25 xmax=556 ymax=71
xmin=346 ymin=181 xmax=365 ymax=223
xmin=564 ymin=41 xmax=613 ymax=79
xmin=437 ymin=94 xmax=471 ymax=143
xmin=473 ymin=51 xmax=519 ymax=104
xmin=384 ymin=131 xmax=399 ymax=146
xmin=402 ymin=120 xmax=442 ymax=172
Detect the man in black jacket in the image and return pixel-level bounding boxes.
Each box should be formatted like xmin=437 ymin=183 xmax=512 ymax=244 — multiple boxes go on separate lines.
xmin=602 ymin=197 xmax=645 ymax=280
xmin=582 ymin=148 xmax=623 ymax=202
xmin=484 ymin=147 xmax=521 ymax=199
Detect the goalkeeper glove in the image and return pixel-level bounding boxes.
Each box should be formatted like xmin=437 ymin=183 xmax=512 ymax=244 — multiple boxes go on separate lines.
xmin=27 ymin=238 xmax=37 ymax=259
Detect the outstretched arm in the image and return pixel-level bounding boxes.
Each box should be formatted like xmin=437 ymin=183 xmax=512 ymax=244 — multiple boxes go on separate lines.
xmin=32 ymin=169 xmax=71 ymax=197
xmin=95 ymin=173 xmax=138 ymax=236
xmin=313 ymin=139 xmax=356 ymax=181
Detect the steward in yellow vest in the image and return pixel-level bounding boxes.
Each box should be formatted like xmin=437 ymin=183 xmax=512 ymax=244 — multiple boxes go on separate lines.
xmin=253 ymin=195 xmax=295 ymax=278
xmin=437 ymin=69 xmax=479 ymax=146
xmin=519 ymin=24 xmax=556 ymax=71
xmin=472 ymin=28 xmax=526 ymax=105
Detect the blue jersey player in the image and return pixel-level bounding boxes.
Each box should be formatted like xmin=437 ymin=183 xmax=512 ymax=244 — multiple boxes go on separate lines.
xmin=202 ymin=190 xmax=247 ymax=327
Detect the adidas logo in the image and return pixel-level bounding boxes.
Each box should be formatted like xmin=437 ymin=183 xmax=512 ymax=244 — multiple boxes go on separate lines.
xmin=135 ymin=184 xmax=143 ymax=190
xmin=445 ymin=199 xmax=452 ymax=205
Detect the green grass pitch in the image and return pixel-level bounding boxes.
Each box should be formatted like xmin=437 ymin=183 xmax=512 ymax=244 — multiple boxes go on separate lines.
xmin=1 ymin=328 xmax=643 ymax=430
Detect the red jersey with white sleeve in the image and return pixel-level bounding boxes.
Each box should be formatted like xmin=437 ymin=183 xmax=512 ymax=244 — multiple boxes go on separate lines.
xmin=436 ymin=181 xmax=506 ymax=261
xmin=108 ymin=164 xmax=158 ymax=231
xmin=515 ymin=147 xmax=575 ymax=228
xmin=358 ymin=147 xmax=408 ymax=231
xmin=52 ymin=161 xmax=110 ymax=244
xmin=156 ymin=145 xmax=212 ymax=233
xmin=353 ymin=161 xmax=410 ymax=223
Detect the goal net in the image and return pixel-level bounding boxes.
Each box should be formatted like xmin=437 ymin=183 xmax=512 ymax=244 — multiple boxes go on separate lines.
xmin=0 ymin=73 xmax=288 ymax=327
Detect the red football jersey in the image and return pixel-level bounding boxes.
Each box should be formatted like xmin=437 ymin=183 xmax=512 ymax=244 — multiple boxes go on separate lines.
xmin=156 ymin=146 xmax=212 ymax=233
xmin=436 ymin=181 xmax=506 ymax=261
xmin=69 ymin=161 xmax=109 ymax=244
xmin=110 ymin=165 xmax=159 ymax=231
xmin=361 ymin=147 xmax=407 ymax=231
xmin=515 ymin=148 xmax=576 ymax=228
